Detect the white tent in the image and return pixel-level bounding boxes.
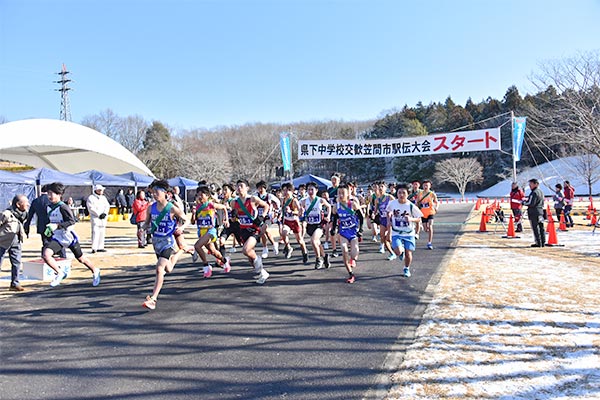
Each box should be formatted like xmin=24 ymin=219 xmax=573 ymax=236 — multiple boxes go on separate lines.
xmin=0 ymin=119 xmax=153 ymax=175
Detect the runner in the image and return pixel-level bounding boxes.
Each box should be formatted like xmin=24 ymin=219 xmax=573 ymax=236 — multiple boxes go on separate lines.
xmin=142 ymin=179 xmax=190 ymax=310
xmin=41 ymin=182 xmax=101 ymax=288
xmin=279 ymin=182 xmax=309 ymax=264
xmin=330 ymin=184 xmax=362 ymax=283
xmin=168 ymin=187 xmax=195 ymax=262
xmin=231 ymin=179 xmax=271 ymax=284
xmin=256 ymin=180 xmax=280 ymax=259
xmin=365 ymin=184 xmax=380 ymax=242
xmin=416 ymin=180 xmax=439 ymax=249
xmin=373 ymin=181 xmax=396 ymax=260
xmin=190 ymin=186 xmax=231 ymax=278
xmin=299 ymin=182 xmax=332 ymax=269
xmin=218 ymin=183 xmax=240 ymax=255
xmin=387 ymin=183 xmax=424 ymax=278
xmin=327 ymin=174 xmax=341 ymax=257
xmin=407 ymin=180 xmax=422 ymax=239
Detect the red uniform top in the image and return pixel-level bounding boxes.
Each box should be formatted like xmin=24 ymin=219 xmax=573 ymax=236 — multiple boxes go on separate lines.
xmin=563 ymin=185 xmax=575 ymax=205
xmin=510 ymin=188 xmax=525 ymax=210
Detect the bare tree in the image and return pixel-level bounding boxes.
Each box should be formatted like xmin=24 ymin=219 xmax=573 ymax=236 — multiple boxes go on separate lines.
xmin=81 ymin=108 xmax=121 ymax=140
xmin=434 ymin=157 xmax=483 ymax=200
xmin=570 ymin=153 xmax=600 ymax=196
xmin=527 ymin=51 xmax=600 ymax=159
xmin=119 ymin=115 xmax=149 ymax=155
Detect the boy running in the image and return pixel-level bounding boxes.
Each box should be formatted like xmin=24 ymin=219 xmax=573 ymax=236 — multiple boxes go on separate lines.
xmin=387 ymin=183 xmax=424 ymax=278
xmin=191 ymin=186 xmax=231 ymax=278
xmin=41 ymin=182 xmax=101 ymax=288
xmin=256 ymin=181 xmax=280 ymax=259
xmin=416 ymin=180 xmax=439 ymax=249
xmin=373 ymin=182 xmax=396 ymax=260
xmin=279 ymin=182 xmax=309 ymax=264
xmin=299 ymin=182 xmax=332 ymax=269
xmin=231 ymin=179 xmax=271 ymax=284
xmin=330 ymin=184 xmax=363 ymax=283
xmin=218 ymin=183 xmax=240 ymax=255
xmin=142 ymin=179 xmax=190 ymax=310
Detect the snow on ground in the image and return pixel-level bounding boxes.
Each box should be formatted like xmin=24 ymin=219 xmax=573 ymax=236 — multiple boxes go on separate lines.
xmin=386 ymin=220 xmax=600 ymax=399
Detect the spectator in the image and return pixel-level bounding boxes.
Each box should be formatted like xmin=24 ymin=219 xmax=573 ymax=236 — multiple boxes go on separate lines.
xmin=87 ymin=184 xmax=110 ymax=253
xmin=563 ymin=180 xmax=575 ymax=228
xmin=509 ymin=182 xmax=526 ymax=233
xmin=553 ymin=183 xmax=565 ymax=222
xmin=115 ymin=189 xmax=127 ymax=215
xmin=0 ymin=195 xmax=30 ymax=291
xmin=132 ymin=190 xmax=150 ymax=248
xmin=125 ymin=188 xmax=135 ymax=214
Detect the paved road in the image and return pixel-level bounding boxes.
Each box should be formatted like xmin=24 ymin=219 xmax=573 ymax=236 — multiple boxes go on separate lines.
xmin=0 ymin=204 xmax=472 ymax=400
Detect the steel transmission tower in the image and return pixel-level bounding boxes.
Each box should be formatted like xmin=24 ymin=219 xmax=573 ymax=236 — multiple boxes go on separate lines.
xmin=55 ymin=63 xmax=72 ymax=121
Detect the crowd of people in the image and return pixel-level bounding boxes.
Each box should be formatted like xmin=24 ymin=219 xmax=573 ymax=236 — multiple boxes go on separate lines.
xmin=0 ymin=174 xmax=443 ymax=310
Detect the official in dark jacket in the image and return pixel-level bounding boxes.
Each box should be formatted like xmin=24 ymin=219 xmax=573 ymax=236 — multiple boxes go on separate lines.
xmin=523 ymin=178 xmax=546 ymax=247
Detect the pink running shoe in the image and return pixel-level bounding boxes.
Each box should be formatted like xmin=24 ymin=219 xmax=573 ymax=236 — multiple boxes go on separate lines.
xmin=223 ymin=257 xmax=231 ymax=273
xmin=203 ymin=265 xmax=213 ymax=278
xmin=143 ymin=296 xmax=156 ymax=310
xmin=346 ymin=275 xmax=356 ymax=284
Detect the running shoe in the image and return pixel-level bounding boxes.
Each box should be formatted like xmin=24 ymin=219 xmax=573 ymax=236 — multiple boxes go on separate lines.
xmin=302 ymin=252 xmax=308 ymax=265
xmin=92 ymin=268 xmax=101 ymax=287
xmin=331 ymin=251 xmax=339 ymax=258
xmin=323 ymin=241 xmax=329 ymax=250
xmin=253 ymin=256 xmax=263 ymax=274
xmin=403 ymin=266 xmax=411 ymax=277
xmin=324 ymin=254 xmax=331 ymax=269
xmin=223 ymin=257 xmax=231 ymax=273
xmin=346 ymin=275 xmax=356 ymax=284
xmin=256 ymin=269 xmax=270 ymax=284
xmin=262 ymin=247 xmax=269 ymax=259
xmin=372 ymin=235 xmax=379 ymax=242
xmin=387 ymin=253 xmax=397 ymax=261
xmin=273 ymin=242 xmax=279 ymax=256
xmin=427 ymin=242 xmax=434 ymax=250
xmin=315 ymin=257 xmax=324 ymax=269
xmin=50 ymin=269 xmax=68 ymax=287
xmin=285 ymin=245 xmax=294 ymax=259
xmin=378 ymin=244 xmax=385 ymax=254
xmin=203 ymin=264 xmax=213 ymax=278
xmin=415 ymin=234 xmax=419 ymax=240
xmin=228 ymin=246 xmax=237 ymax=253
xmin=192 ymin=251 xmax=199 ymax=263
xmin=143 ymin=296 xmax=156 ymax=310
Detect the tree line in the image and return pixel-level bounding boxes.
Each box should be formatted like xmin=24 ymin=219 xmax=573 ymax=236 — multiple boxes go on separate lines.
xmin=73 ymin=51 xmax=600 ymax=191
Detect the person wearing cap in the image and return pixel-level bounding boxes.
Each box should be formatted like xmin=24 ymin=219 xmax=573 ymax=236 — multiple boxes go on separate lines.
xmin=523 ymin=178 xmax=546 ymax=247
xmin=86 ymin=184 xmax=111 ymax=253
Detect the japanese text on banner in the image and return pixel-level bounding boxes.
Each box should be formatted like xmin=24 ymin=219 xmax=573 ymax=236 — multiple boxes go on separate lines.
xmin=298 ymin=127 xmax=501 ymax=159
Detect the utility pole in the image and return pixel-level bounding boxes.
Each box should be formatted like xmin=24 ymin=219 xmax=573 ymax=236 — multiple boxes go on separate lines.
xmin=55 ymin=63 xmax=72 ymax=121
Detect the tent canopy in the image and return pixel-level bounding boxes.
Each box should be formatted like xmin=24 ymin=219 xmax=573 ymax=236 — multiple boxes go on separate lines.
xmin=0 ymin=170 xmax=36 ymax=185
xmin=271 ymin=174 xmax=332 ymax=191
xmin=0 ymin=119 xmax=153 ymax=175
xmin=167 ymin=177 xmax=199 ymax=190
xmin=75 ymin=170 xmax=136 ymax=187
xmin=117 ymin=172 xmax=155 ymax=187
xmin=20 ymin=167 xmax=93 ymax=186
xmin=0 ymin=170 xmax=36 ymax=208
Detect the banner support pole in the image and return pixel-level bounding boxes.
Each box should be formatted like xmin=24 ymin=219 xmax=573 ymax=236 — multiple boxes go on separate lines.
xmin=511 ymin=111 xmax=517 ymax=182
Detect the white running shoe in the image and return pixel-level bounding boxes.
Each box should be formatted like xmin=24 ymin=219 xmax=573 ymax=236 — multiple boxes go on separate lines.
xmin=92 ymin=268 xmax=101 ymax=286
xmin=223 ymin=257 xmax=231 ymax=273
xmin=273 ymin=242 xmax=279 ymax=256
xmin=203 ymin=264 xmax=213 ymax=278
xmin=323 ymin=241 xmax=329 ymax=250
xmin=378 ymin=244 xmax=385 ymax=254
xmin=228 ymin=246 xmax=237 ymax=253
xmin=192 ymin=251 xmax=199 ymax=263
xmin=261 ymin=247 xmax=269 ymax=259
xmin=256 ymin=269 xmax=270 ymax=284
xmin=387 ymin=253 xmax=397 ymax=261
xmin=50 ymin=269 xmax=68 ymax=287
xmin=253 ymin=256 xmax=263 ymax=274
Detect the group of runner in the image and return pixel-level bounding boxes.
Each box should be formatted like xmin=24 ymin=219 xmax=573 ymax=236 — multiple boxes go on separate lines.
xmin=33 ymin=175 xmax=439 ymax=311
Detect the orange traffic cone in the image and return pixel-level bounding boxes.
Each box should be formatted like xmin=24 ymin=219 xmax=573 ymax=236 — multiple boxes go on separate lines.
xmin=546 ymin=218 xmax=561 ymax=246
xmin=558 ymin=212 xmax=568 ymax=231
xmin=478 ymin=210 xmax=488 ymax=232
xmin=503 ymin=215 xmax=519 ymax=238
xmin=475 ymin=198 xmax=481 ymax=211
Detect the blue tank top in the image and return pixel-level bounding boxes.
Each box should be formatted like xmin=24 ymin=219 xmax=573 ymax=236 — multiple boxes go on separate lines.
xmin=337 ymin=201 xmax=358 ymax=235
xmin=150 ymin=202 xmax=177 ymax=237
xmin=378 ymin=194 xmax=391 ymax=218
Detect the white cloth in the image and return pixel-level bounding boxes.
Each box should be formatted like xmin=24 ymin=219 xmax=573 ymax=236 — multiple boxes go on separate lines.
xmin=86 ymin=193 xmax=110 ymax=250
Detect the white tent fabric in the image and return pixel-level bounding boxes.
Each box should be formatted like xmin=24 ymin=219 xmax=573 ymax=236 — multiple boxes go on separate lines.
xmin=0 ymin=119 xmax=153 ymax=175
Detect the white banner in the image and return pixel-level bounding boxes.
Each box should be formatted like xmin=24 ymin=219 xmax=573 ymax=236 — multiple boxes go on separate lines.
xmin=298 ymin=127 xmax=501 ymax=159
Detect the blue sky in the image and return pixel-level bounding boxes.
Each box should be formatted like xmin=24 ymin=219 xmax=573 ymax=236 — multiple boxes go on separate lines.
xmin=1 ymin=0 xmax=599 ymax=130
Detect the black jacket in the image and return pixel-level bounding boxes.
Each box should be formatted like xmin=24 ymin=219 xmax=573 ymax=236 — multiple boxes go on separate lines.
xmin=24 ymin=194 xmax=50 ymax=235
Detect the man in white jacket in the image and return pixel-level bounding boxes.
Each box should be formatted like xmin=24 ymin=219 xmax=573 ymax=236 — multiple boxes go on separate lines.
xmin=86 ymin=184 xmax=111 ymax=253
